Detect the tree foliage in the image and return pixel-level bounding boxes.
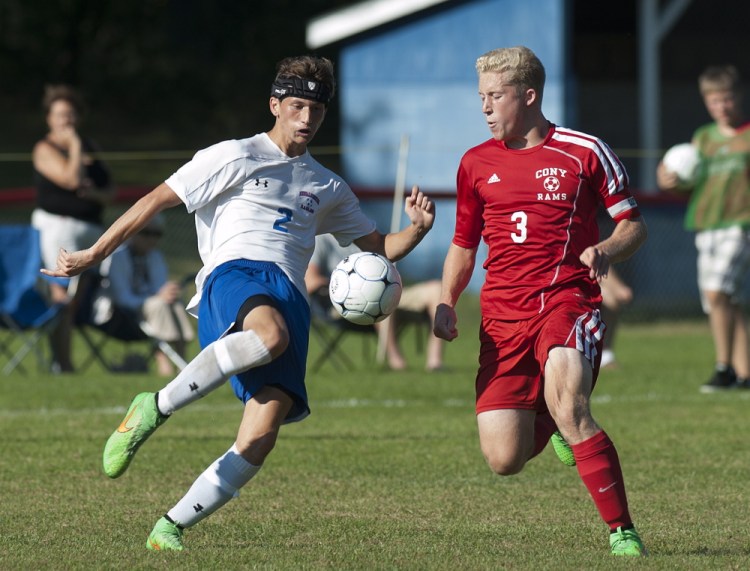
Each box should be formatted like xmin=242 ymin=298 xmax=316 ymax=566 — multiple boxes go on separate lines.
xmin=0 ymin=0 xmax=354 ymax=152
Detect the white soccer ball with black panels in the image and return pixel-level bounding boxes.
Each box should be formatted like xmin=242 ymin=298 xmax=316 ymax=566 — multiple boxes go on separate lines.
xmin=329 ymin=252 xmax=402 ymax=325
xmin=662 ymin=142 xmax=700 ymax=185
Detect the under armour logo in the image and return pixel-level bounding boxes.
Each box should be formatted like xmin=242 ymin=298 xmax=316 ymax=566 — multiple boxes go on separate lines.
xmin=189 ymin=382 xmax=199 ymax=392
xmin=193 ymin=503 xmax=204 ymax=513
xmin=255 ymin=178 xmax=268 ymax=187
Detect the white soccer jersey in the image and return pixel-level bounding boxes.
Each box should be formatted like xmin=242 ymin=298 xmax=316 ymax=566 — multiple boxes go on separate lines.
xmin=166 ymin=133 xmax=376 ymax=315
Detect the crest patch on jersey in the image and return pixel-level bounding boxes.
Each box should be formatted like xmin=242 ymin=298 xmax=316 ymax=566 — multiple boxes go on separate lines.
xmin=299 ymin=191 xmax=320 ymax=214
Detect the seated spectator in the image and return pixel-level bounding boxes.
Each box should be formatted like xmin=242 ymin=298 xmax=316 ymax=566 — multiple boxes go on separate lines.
xmin=92 ymin=216 xmax=194 ymax=375
xmin=305 ymin=233 xmax=445 ymax=371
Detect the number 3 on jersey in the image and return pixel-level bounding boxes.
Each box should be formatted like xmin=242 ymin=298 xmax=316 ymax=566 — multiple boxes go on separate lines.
xmin=511 ymin=211 xmax=527 ymax=243
xmin=273 ymin=207 xmax=293 ymax=233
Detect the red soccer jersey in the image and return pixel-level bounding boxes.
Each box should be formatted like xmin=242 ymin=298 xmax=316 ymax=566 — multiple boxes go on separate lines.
xmin=454 ymin=124 xmax=641 ymax=320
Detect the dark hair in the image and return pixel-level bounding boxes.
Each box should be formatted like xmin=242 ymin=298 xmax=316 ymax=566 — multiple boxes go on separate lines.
xmin=274 ymin=55 xmax=336 ymax=100
xmin=42 ymin=84 xmax=84 ymax=115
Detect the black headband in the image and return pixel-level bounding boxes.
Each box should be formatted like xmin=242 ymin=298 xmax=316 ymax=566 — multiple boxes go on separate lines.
xmin=271 ymin=76 xmax=332 ymax=105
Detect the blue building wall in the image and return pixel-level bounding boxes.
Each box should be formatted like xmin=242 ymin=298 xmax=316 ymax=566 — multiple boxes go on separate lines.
xmin=338 ymin=0 xmax=568 ymax=289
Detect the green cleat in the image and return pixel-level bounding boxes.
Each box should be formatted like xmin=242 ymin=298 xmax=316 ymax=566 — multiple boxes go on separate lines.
xmin=103 ymin=392 xmax=167 ymax=478
xmin=610 ymin=526 xmax=647 ymax=556
xmin=146 ymin=517 xmax=184 ymax=551
xmin=550 ymin=431 xmax=576 ymax=466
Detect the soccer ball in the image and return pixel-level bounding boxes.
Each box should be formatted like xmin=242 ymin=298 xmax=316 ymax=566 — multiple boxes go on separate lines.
xmin=662 ymin=142 xmax=700 ymax=185
xmin=329 ymin=252 xmax=402 ymax=325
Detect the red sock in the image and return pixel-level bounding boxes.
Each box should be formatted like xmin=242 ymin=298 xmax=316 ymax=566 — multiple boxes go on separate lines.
xmin=530 ymin=411 xmax=557 ymax=459
xmin=572 ymin=430 xmax=632 ymax=530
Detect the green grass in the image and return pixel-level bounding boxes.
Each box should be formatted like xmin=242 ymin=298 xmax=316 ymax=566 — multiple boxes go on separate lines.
xmin=2 ymin=303 xmax=750 ymax=569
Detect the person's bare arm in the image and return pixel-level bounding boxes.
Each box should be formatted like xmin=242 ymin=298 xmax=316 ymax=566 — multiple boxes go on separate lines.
xmin=656 ymin=161 xmax=682 ymax=192
xmin=433 ymin=243 xmax=477 ymax=341
xmin=353 ymin=185 xmax=435 ymax=260
xmin=579 ymin=216 xmax=647 ymax=281
xmin=32 ymin=131 xmax=83 ymax=190
xmin=41 ymin=182 xmax=182 ymax=277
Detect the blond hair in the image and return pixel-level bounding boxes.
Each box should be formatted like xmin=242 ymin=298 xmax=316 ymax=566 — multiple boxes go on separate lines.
xmin=475 ymin=46 xmax=546 ymax=99
xmin=698 ymin=65 xmax=741 ymax=96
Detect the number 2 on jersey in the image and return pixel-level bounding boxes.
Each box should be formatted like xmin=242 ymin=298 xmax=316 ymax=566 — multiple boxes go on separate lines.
xmin=273 ymin=207 xmax=293 ymax=233
xmin=511 ymin=211 xmax=527 ymax=243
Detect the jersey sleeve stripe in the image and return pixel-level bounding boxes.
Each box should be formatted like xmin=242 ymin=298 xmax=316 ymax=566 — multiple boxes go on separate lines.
xmin=552 ymin=128 xmax=628 ymax=195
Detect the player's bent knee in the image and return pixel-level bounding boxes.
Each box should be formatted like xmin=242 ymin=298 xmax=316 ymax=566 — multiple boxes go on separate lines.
xmin=236 ymin=430 xmax=279 ymax=466
xmin=487 ymin=458 xmax=525 ymax=476
xmin=255 ymin=324 xmax=289 ymax=358
xmin=484 ymin=450 xmax=525 ymax=476
xmin=242 ymin=309 xmax=289 ymax=358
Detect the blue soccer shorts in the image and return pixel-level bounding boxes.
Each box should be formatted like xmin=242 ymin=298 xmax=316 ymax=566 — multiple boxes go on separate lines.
xmin=198 ymin=259 xmax=311 ymax=423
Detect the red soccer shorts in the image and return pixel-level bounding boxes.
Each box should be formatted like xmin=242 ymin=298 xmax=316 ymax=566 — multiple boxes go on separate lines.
xmin=475 ymin=302 xmax=604 ymax=414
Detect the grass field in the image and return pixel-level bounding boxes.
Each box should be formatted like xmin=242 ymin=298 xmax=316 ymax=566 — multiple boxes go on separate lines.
xmin=1 ymin=301 xmax=749 ymax=570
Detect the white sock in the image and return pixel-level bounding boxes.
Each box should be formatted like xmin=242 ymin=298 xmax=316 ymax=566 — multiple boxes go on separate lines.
xmin=166 ymin=444 xmax=261 ymax=528
xmin=157 ymin=330 xmax=271 ymax=415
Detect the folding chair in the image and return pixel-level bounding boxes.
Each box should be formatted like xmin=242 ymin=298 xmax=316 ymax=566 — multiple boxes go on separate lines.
xmin=391 ymin=308 xmax=432 ymax=354
xmin=74 ymin=272 xmax=188 ymax=373
xmin=0 ymin=225 xmax=65 ymax=375
xmin=308 ymin=288 xmax=377 ymax=372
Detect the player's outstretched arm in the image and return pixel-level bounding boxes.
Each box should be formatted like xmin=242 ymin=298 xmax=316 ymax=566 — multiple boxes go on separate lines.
xmin=403 ymin=184 xmax=435 ymax=230
xmin=355 ymin=185 xmax=435 ymax=262
xmin=385 ymin=185 xmax=435 ymax=260
xmin=433 ymin=243 xmax=477 ymax=341
xmin=41 ymin=183 xmax=182 ymax=278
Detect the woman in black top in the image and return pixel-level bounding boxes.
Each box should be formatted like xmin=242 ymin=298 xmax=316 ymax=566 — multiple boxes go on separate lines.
xmin=31 ymin=84 xmax=114 ymax=372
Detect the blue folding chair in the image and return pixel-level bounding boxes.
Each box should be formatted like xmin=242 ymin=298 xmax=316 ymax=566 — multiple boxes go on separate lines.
xmin=0 ymin=225 xmax=65 ymax=375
